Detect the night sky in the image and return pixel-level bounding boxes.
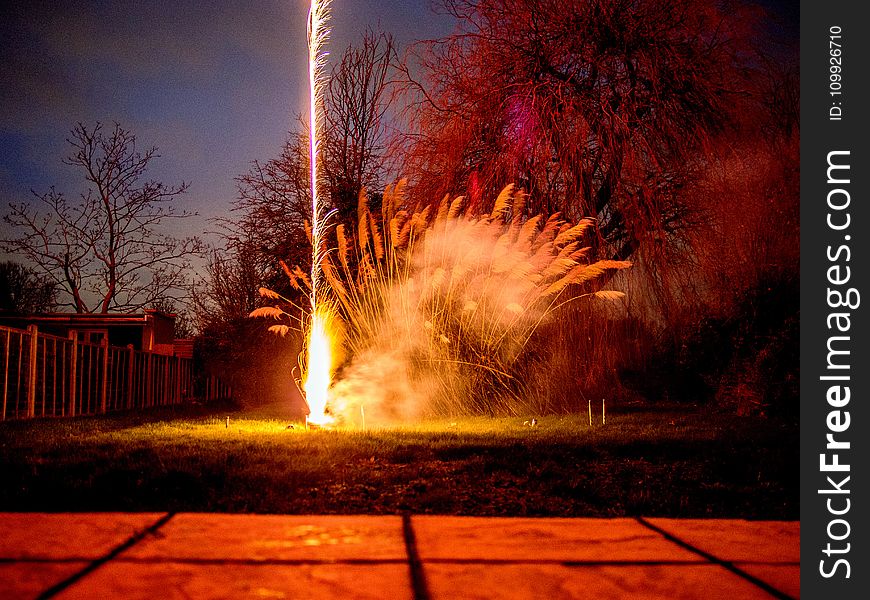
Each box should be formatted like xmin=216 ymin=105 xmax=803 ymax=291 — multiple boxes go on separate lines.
xmin=0 ymin=0 xmax=796 ymax=256
xmin=0 ymin=0 xmax=453 ymax=248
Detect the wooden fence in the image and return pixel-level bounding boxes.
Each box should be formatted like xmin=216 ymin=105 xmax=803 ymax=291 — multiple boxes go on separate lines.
xmin=0 ymin=324 xmax=230 ymax=421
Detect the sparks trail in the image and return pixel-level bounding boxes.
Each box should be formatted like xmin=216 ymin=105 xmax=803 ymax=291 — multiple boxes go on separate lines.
xmin=304 ymin=0 xmax=336 ymax=426
xmin=307 ymin=0 xmax=331 ymax=311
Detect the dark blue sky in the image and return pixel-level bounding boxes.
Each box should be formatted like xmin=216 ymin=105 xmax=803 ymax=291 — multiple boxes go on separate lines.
xmin=0 ymin=0 xmax=454 ymax=248
xmin=0 ymin=0 xmax=796 ymax=255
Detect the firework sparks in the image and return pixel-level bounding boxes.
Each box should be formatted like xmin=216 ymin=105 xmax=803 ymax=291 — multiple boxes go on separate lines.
xmin=307 ymin=0 xmax=331 ymax=308
xmin=304 ymin=305 xmax=335 ymax=426
xmin=303 ymin=0 xmax=336 ymax=426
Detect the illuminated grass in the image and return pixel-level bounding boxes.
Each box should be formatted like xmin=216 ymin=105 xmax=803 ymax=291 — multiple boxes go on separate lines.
xmin=0 ymin=405 xmax=797 ymax=517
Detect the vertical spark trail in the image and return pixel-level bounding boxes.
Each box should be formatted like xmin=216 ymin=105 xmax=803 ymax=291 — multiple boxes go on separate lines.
xmin=307 ymin=0 xmax=330 ymax=310
xmin=303 ymin=0 xmax=334 ymax=425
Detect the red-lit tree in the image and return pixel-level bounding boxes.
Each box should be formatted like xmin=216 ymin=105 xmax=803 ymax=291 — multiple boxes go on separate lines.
xmin=396 ymin=0 xmax=798 ymax=412
xmin=399 ymin=0 xmax=764 ymax=261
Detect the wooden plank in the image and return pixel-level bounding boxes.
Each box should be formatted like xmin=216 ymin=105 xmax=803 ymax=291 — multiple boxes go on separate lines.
xmin=60 ymin=341 xmax=66 ymax=417
xmin=68 ymin=333 xmax=78 ymax=418
xmin=87 ymin=346 xmax=93 ymax=412
xmin=51 ymin=339 xmax=57 ymax=417
xmin=136 ymin=353 xmax=142 ymax=408
xmin=116 ymin=348 xmax=122 ymax=410
xmin=15 ymin=332 xmax=23 ymax=418
xmin=86 ymin=344 xmax=93 ymax=414
xmin=127 ymin=346 xmax=135 ymax=409
xmin=2 ymin=329 xmax=9 ymax=420
xmin=175 ymin=358 xmax=182 ymax=404
xmin=164 ymin=356 xmax=170 ymax=405
xmin=145 ymin=352 xmax=152 ymax=407
xmin=26 ymin=325 xmax=38 ymax=418
xmin=41 ymin=336 xmax=47 ymax=417
xmin=100 ymin=338 xmax=109 ymax=414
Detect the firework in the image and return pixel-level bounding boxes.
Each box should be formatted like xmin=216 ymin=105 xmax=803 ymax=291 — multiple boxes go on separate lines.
xmin=303 ymin=0 xmax=335 ymax=426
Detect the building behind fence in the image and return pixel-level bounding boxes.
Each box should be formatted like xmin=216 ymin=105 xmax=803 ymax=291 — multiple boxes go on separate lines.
xmin=1 ymin=324 xmax=230 ymax=421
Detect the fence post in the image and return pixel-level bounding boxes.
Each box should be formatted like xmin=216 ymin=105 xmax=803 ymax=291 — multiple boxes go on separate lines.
xmin=145 ymin=351 xmax=152 ymax=407
xmin=2 ymin=329 xmax=9 ymax=421
xmin=100 ymin=337 xmax=109 ymax=413
xmin=127 ymin=345 xmax=135 ymax=409
xmin=26 ymin=325 xmax=38 ymax=418
xmin=165 ymin=356 xmax=171 ymax=405
xmin=175 ymin=359 xmax=183 ymax=404
xmin=68 ymin=332 xmax=78 ymax=417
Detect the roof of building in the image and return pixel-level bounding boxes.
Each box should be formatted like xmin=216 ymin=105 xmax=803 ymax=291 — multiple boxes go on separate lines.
xmin=0 ymin=309 xmax=175 ymax=328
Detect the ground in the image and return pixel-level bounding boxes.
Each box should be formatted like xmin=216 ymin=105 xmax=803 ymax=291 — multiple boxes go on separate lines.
xmin=0 ymin=513 xmax=800 ymax=599
xmin=0 ymin=402 xmax=798 ymax=518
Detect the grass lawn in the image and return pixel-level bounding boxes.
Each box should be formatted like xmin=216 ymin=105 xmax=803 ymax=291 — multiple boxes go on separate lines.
xmin=0 ymin=403 xmax=797 ymax=518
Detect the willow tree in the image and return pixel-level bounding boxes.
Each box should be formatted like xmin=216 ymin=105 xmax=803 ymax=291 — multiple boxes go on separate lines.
xmin=399 ymin=0 xmax=764 ymax=262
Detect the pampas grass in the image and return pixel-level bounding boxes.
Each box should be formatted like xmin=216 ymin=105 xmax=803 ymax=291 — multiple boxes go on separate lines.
xmin=254 ymin=182 xmax=630 ymax=421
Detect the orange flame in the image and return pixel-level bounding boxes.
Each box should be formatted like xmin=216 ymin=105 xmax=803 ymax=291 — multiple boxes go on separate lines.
xmin=303 ymin=305 xmax=335 ymax=426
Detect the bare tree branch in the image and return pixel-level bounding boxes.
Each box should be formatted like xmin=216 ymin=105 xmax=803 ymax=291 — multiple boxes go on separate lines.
xmin=2 ymin=122 xmax=203 ymax=313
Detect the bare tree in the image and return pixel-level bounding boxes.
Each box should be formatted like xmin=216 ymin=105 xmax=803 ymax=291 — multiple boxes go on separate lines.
xmin=191 ymin=243 xmax=307 ymax=412
xmin=193 ymin=244 xmax=267 ymax=331
xmin=323 ymin=29 xmax=398 ymax=223
xmin=225 ymin=130 xmax=312 ymax=289
xmin=2 ymin=122 xmax=202 ymax=313
xmin=0 ymin=261 xmax=57 ymax=314
xmin=219 ymin=29 xmax=398 ymax=298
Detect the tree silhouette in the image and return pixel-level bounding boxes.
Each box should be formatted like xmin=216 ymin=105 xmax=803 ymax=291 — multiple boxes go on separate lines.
xmin=3 ymin=122 xmax=202 ymax=313
xmin=221 ymin=29 xmax=398 ymax=296
xmin=0 ymin=261 xmax=57 ymax=314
